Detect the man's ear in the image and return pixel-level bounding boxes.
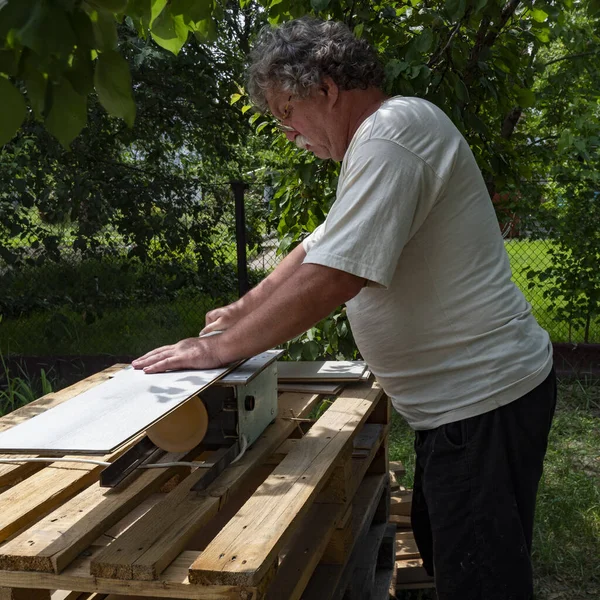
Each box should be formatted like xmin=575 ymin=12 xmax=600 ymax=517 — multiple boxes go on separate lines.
xmin=319 ymin=77 xmax=339 ymax=108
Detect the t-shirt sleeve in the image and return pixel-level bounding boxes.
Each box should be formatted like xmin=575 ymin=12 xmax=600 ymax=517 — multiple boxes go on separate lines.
xmin=302 ymin=222 xmax=326 ymax=254
xmin=303 ymin=138 xmax=444 ymax=288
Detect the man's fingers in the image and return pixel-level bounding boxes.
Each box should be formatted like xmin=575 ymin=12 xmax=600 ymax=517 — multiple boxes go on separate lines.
xmin=132 ymin=346 xmax=174 ymax=369
xmin=142 ymin=355 xmax=182 ymax=374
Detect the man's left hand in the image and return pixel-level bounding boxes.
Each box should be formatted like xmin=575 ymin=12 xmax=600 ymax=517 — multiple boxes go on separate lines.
xmin=131 ymin=337 xmax=224 ymax=374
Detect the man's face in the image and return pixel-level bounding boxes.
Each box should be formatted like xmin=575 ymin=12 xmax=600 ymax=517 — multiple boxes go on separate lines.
xmin=266 ymin=85 xmax=341 ymax=160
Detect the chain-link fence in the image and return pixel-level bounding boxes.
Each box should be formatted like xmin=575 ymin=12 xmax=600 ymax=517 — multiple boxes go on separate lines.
xmin=0 ymin=185 xmax=597 ymax=363
xmin=0 ymin=182 xmax=277 ymax=358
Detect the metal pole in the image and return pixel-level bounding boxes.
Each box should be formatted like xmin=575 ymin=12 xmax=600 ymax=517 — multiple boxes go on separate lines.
xmin=231 ymin=181 xmax=249 ymax=297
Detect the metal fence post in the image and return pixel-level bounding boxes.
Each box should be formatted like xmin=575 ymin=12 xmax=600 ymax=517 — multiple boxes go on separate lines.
xmin=231 ymin=180 xmax=250 ymax=297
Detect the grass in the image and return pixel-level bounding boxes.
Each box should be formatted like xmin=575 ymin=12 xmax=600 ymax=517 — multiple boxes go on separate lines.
xmin=505 ymin=238 xmax=600 ymax=344
xmin=0 ymin=353 xmax=54 ymax=416
xmin=0 ymin=238 xmax=597 ymax=356
xmin=389 ymin=379 xmax=600 ymax=599
xmin=0 ymin=294 xmax=232 ymax=356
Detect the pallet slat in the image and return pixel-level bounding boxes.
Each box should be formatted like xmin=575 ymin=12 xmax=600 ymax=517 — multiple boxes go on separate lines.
xmin=0 ymin=452 xmax=197 ymax=574
xmin=90 ymin=392 xmax=321 ymax=582
xmin=265 ymin=422 xmax=389 ymax=600
xmin=188 ymin=385 xmax=384 ymax=587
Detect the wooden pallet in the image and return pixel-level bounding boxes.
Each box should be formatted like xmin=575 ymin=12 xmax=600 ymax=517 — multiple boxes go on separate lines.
xmin=0 ymin=365 xmax=392 ymax=600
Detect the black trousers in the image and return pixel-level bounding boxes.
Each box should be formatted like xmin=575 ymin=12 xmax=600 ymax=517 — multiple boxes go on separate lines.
xmin=411 ymin=368 xmax=557 ymax=600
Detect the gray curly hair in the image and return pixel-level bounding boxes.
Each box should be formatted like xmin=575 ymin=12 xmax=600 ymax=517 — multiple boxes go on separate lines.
xmin=247 ymin=17 xmax=385 ymax=112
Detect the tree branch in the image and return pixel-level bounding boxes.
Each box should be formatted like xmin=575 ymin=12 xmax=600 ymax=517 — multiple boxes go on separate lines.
xmin=428 ymin=20 xmax=463 ymax=68
xmin=463 ymin=0 xmax=521 ymax=86
xmin=543 ymin=50 xmax=599 ymax=68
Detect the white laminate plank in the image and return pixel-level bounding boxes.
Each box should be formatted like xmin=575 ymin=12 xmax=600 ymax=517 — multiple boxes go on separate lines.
xmin=277 ymin=382 xmax=344 ymax=395
xmin=276 ymin=361 xmax=367 ymax=382
xmin=0 ymin=366 xmax=230 ymax=455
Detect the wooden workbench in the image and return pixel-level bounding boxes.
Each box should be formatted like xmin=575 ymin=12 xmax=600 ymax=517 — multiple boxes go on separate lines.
xmin=0 ymin=365 xmax=394 ymax=600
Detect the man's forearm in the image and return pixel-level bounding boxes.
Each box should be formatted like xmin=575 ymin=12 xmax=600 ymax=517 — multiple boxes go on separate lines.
xmin=215 ymin=263 xmax=364 ymax=364
xmin=230 ymin=241 xmax=307 ymax=316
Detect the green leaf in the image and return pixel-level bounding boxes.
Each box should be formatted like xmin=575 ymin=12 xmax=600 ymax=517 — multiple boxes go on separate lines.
xmin=256 ymin=121 xmax=269 ymax=134
xmin=0 ymin=0 xmax=36 ymax=41
xmin=311 ymin=0 xmax=330 ymax=12
xmin=474 ymin=0 xmax=488 ymax=13
xmin=0 ymin=49 xmax=19 ymax=76
xmin=445 ymin=0 xmax=466 ymax=20
xmin=533 ymin=27 xmax=550 ymax=43
xmin=127 ymin=0 xmax=153 ymax=27
xmin=94 ymin=50 xmax=136 ymax=126
xmin=66 ymin=46 xmax=94 ymax=96
xmin=16 ymin=3 xmax=77 ymax=56
xmin=45 ymin=78 xmax=87 ymax=148
xmin=230 ymin=93 xmax=242 ymax=104
xmin=454 ymin=78 xmax=469 ymax=102
xmin=90 ymin=10 xmax=118 ymax=51
xmin=302 ymin=340 xmax=320 ymax=361
xmin=415 ymin=30 xmax=433 ymax=53
xmin=384 ymin=59 xmax=408 ymax=83
xmin=170 ymin=0 xmax=212 ymax=23
xmin=241 ymin=104 xmax=252 ymax=114
xmin=89 ymin=0 xmax=128 ymax=11
xmin=0 ymin=76 xmax=27 ymax=146
xmin=515 ymin=87 xmax=535 ymax=108
xmin=531 ymin=8 xmax=549 ymax=22
xmin=151 ymin=6 xmax=189 ymax=54
xmin=69 ymin=9 xmax=95 ymax=49
xmin=25 ymin=69 xmax=48 ymax=120
xmin=193 ymin=17 xmax=216 ymax=42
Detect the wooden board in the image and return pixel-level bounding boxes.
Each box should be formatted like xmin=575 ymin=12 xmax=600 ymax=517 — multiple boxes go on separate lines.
xmin=0 ymin=366 xmax=232 ymax=455
xmin=276 ymin=361 xmax=366 ymax=382
xmin=188 ymin=383 xmax=384 ymax=587
xmin=89 ymin=392 xmax=323 ymax=582
xmin=0 ymin=451 xmax=200 ymax=573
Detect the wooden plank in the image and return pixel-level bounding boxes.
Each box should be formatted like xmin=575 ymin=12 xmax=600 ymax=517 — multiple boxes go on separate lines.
xmin=265 ymin=423 xmax=388 ymax=600
xmin=0 ymin=450 xmax=200 ymax=573
xmin=91 ymin=392 xmax=322 ymax=582
xmin=395 ymin=532 xmax=420 ymax=560
xmin=0 ymin=588 xmax=50 ymax=599
xmin=389 ymin=515 xmax=411 ymax=528
xmin=395 ymin=558 xmax=433 ymax=585
xmin=301 ymin=472 xmax=388 ymax=600
xmin=276 ymin=361 xmax=366 ymax=382
xmin=343 ymin=522 xmax=388 ymax=600
xmin=0 ymin=365 xmax=233 ymax=455
xmin=0 ymin=437 xmax=140 ymax=544
xmin=0 ymin=548 xmax=257 ymax=599
xmin=389 ymin=460 xmax=406 ymax=479
xmin=0 ymin=366 xmax=125 ymax=486
xmin=390 ymin=492 xmax=412 ymax=516
xmin=188 ymin=384 xmax=384 ymax=587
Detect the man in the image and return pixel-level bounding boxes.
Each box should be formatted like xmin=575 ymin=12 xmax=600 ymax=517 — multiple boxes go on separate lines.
xmin=133 ymin=17 xmax=556 ymax=600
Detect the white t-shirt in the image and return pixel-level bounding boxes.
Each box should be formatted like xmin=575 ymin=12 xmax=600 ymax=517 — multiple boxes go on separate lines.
xmin=303 ymin=96 xmax=552 ymax=430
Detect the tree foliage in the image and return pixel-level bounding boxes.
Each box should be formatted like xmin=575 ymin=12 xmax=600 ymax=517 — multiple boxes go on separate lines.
xmin=1 ymin=0 xmax=600 ymax=353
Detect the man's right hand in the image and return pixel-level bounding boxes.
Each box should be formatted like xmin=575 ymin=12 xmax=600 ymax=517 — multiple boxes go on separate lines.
xmin=200 ymin=303 xmax=244 ymax=336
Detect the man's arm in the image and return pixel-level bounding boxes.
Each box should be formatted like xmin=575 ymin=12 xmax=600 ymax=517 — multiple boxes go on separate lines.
xmin=132 ymin=263 xmax=364 ymax=373
xmin=200 ymin=241 xmax=308 ymax=334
